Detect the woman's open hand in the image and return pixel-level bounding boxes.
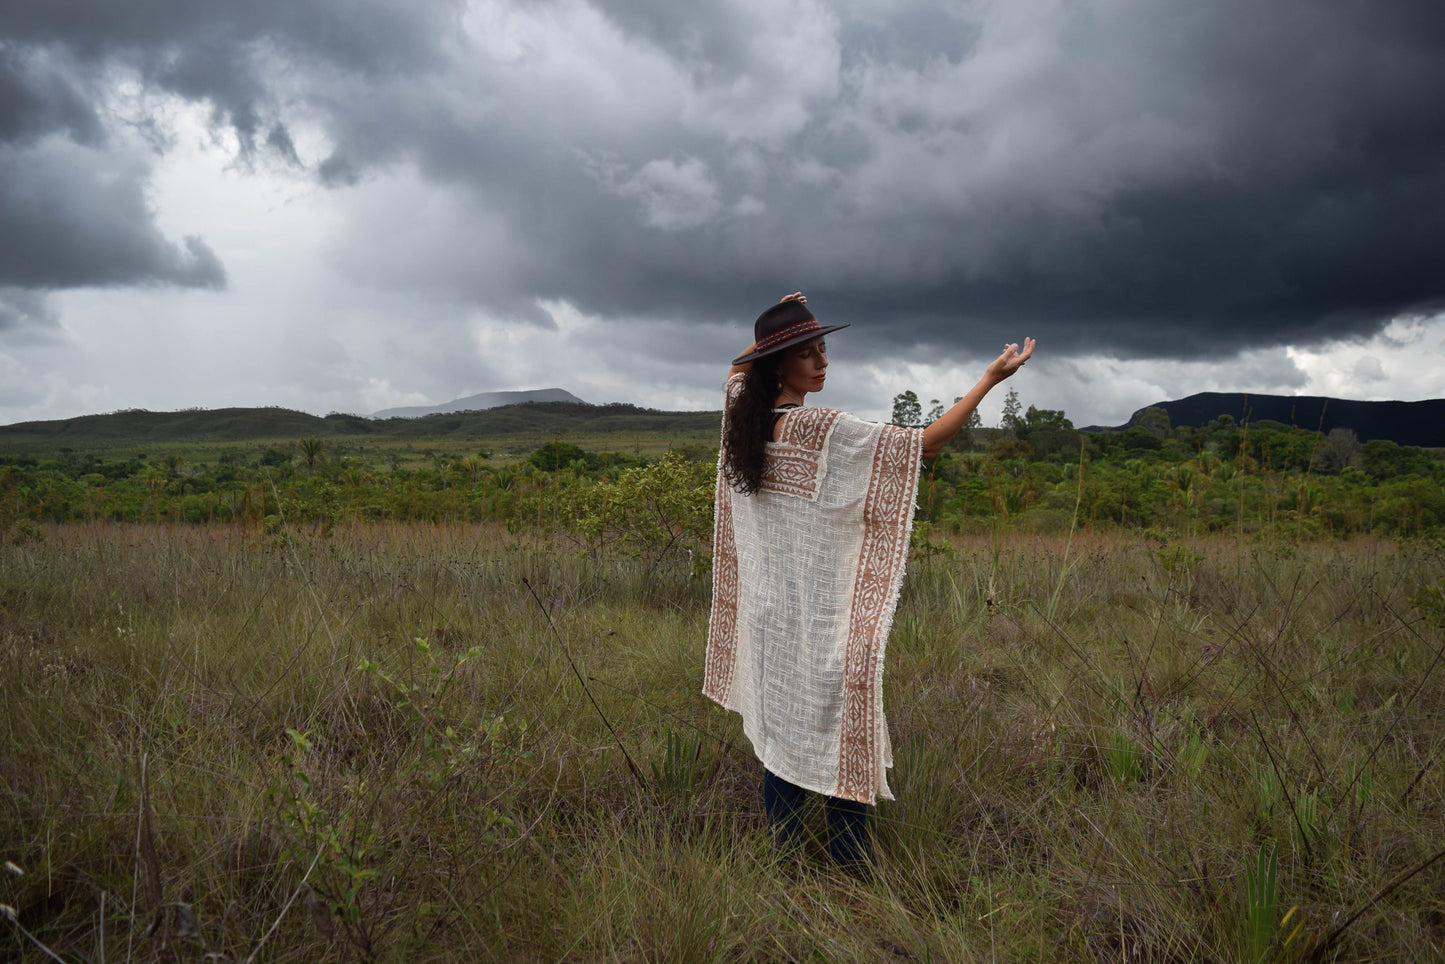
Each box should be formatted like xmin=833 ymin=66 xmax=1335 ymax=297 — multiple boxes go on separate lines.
xmin=985 ymin=337 xmax=1036 ymax=382
xmin=919 ymin=337 xmax=1034 ymax=457
xmin=780 ymin=291 xmax=807 ymax=304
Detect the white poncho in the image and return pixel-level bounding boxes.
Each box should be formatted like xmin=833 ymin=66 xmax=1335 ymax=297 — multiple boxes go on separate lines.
xmin=704 ymin=375 xmax=923 ymax=804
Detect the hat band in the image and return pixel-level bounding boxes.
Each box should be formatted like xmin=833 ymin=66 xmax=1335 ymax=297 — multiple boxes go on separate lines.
xmin=754 ymin=319 xmax=823 ymax=352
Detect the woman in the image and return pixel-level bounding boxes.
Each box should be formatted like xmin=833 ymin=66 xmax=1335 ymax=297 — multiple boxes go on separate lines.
xmin=703 ymin=292 xmax=1034 ymax=871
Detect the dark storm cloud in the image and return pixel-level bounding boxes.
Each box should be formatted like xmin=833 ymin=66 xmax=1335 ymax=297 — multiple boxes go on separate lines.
xmin=0 ymin=39 xmax=226 ymax=291
xmin=0 ymin=0 xmax=454 ymax=293
xmin=307 ymin=0 xmax=1445 ymax=359
xmin=0 ymin=44 xmax=102 ymax=144
xmin=0 ymin=0 xmax=449 ymax=98
xmin=0 ymin=138 xmax=225 ymax=289
xmin=0 ymin=287 xmax=58 ymax=334
xmin=4 ymin=0 xmax=1444 ymax=359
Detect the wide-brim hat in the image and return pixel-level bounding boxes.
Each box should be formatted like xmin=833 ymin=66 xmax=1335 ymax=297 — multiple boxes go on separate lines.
xmin=732 ymin=300 xmax=850 ymax=365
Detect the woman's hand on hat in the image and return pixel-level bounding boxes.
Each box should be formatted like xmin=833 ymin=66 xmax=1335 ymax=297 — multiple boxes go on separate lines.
xmin=986 ymin=337 xmax=1036 ymax=382
xmin=781 ymin=291 xmax=807 ymax=304
xmin=728 ymin=341 xmax=759 ymax=378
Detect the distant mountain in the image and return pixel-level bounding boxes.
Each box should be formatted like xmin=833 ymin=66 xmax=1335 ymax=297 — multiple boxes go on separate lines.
xmin=1085 ymin=393 xmax=1445 ymax=448
xmin=0 ymin=407 xmax=359 ymax=443
xmin=372 ymin=388 xmax=586 ymax=418
xmin=0 ymin=400 xmax=721 ymax=449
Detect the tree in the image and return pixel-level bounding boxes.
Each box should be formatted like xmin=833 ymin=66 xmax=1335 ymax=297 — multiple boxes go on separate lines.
xmin=1120 ymin=426 xmax=1164 ymax=452
xmin=297 ymin=437 xmax=325 ymax=473
xmin=1024 ymin=405 xmax=1073 ymax=433
xmin=561 ymin=451 xmax=715 ymax=572
xmin=952 ymin=407 xmax=983 ymax=452
xmin=1204 ymin=414 xmax=1241 ymax=458
xmin=1136 ymin=406 xmax=1171 ymax=441
xmin=891 ymin=391 xmax=923 ymax=428
xmin=529 ymin=441 xmax=591 ymax=472
xmin=456 ymin=456 xmax=486 ymax=484
xmin=1311 ymin=428 xmax=1361 ymax=475
xmin=1023 ymin=405 xmax=1080 ymax=461
xmin=926 ymin=399 xmax=945 ymax=423
xmin=999 ymin=388 xmax=1024 ymax=437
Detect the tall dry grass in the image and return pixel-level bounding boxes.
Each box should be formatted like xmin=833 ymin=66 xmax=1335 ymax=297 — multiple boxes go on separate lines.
xmin=1 ymin=522 xmax=1442 ymax=961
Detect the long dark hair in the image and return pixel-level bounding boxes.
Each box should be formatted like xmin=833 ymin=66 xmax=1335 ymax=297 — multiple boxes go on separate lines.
xmin=722 ymin=353 xmax=786 ymax=495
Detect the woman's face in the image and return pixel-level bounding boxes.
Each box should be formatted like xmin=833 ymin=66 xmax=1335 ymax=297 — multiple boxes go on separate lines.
xmin=779 ymin=337 xmax=828 ymax=399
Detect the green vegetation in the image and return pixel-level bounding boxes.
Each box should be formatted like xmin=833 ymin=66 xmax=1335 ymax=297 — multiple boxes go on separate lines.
xmin=903 ymin=409 xmax=1445 ymax=540
xmin=2 ymin=523 xmax=1442 ymax=960
xmin=3 ymin=400 xmax=1443 ymax=540
xmin=2 ymin=399 xmax=1444 ymax=958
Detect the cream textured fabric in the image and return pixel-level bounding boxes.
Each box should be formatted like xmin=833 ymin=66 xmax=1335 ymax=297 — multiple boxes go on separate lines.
xmin=704 ymin=374 xmax=924 ymax=804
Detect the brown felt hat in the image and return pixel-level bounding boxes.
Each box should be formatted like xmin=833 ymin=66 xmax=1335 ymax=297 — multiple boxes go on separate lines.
xmin=732 ymin=301 xmax=849 ymax=365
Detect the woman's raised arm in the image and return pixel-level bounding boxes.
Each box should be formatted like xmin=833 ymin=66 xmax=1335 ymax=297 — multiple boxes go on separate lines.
xmin=920 ymin=338 xmax=1036 ymax=459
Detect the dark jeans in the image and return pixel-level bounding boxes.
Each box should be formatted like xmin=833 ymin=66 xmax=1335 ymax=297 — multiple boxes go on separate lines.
xmin=762 ymin=768 xmax=869 ymax=870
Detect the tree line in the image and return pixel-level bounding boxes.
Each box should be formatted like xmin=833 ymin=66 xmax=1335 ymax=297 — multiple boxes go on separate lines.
xmin=885 ymin=387 xmax=1444 ymax=537
xmin=2 ymin=391 xmax=1443 ymax=546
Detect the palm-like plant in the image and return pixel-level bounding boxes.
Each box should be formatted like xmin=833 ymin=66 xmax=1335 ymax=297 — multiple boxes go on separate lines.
xmin=297 ymin=437 xmax=325 ymax=473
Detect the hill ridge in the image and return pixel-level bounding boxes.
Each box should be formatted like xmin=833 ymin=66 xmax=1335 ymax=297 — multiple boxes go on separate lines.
xmin=372 ymin=387 xmax=587 ymax=418
xmin=5 ymin=391 xmax=1442 ymax=449
xmin=1083 ymin=392 xmax=1445 ymax=448
xmin=0 ymin=400 xmax=721 ymax=446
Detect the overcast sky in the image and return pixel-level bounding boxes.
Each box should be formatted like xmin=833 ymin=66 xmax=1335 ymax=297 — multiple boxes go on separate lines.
xmin=3 ymin=0 xmax=1443 ymax=429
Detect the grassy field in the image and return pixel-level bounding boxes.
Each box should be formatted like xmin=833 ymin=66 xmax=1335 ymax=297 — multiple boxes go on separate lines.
xmin=2 ymin=522 xmax=1443 ymax=961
